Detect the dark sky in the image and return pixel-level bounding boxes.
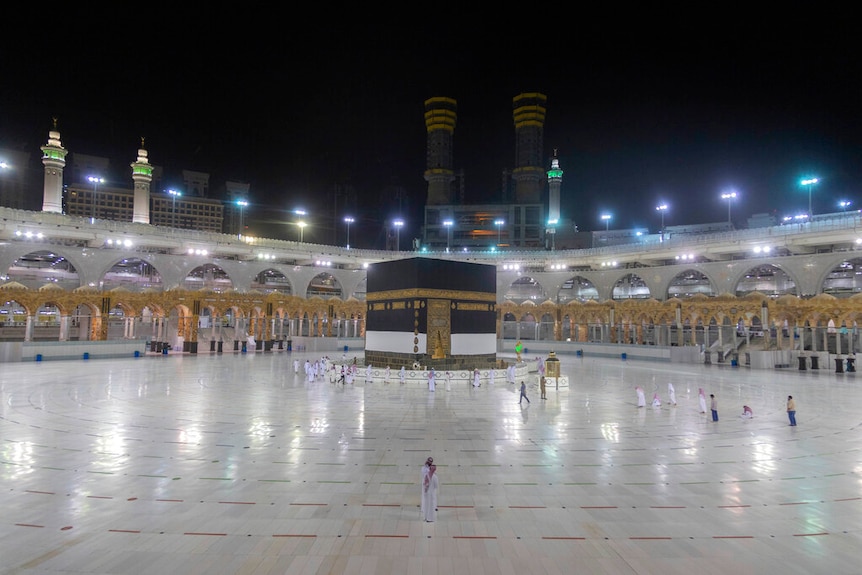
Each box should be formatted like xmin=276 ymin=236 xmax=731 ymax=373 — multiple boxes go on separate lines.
xmin=3 ymin=19 xmax=862 ymax=248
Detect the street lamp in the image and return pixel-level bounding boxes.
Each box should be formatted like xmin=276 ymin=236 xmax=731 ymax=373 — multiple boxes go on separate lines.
xmin=393 ymin=219 xmax=404 ymax=251
xmin=494 ymin=219 xmax=504 ymax=246
xmin=236 ymin=199 xmax=248 ymax=237
xmin=801 ymin=177 xmax=819 ymax=216
xmin=443 ymin=219 xmax=453 ymax=252
xmin=297 ymin=220 xmax=306 ymax=242
xmin=293 ymin=209 xmax=307 ymax=242
xmin=87 ymin=176 xmax=105 ymax=222
xmin=656 ymin=204 xmax=668 ymax=236
xmin=601 ymin=213 xmax=611 ymax=231
xmin=344 ymin=216 xmax=354 ymax=249
xmin=840 ymin=201 xmax=852 ymax=212
xmin=721 ymin=191 xmax=737 ymax=225
xmin=168 ymin=189 xmax=181 ymax=229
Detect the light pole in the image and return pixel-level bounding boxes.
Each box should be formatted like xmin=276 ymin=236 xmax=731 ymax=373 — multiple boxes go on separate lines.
xmin=443 ymin=219 xmax=453 ymax=252
xmin=294 ymin=209 xmax=307 ymax=242
xmin=393 ymin=219 xmax=404 ymax=251
xmin=168 ymin=189 xmax=181 ymax=229
xmin=88 ymin=176 xmax=104 ymax=222
xmin=344 ymin=216 xmax=354 ymax=249
xmin=840 ymin=200 xmax=852 ymax=212
xmin=721 ymin=191 xmax=737 ymax=225
xmin=801 ymin=177 xmax=819 ymax=216
xmin=236 ymin=199 xmax=248 ymax=237
xmin=494 ymin=219 xmax=504 ymax=247
xmin=601 ymin=213 xmax=611 ymax=231
xmin=656 ymin=203 xmax=668 ymax=232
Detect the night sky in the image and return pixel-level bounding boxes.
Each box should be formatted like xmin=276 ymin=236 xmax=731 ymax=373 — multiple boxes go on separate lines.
xmin=3 ymin=19 xmax=861 ymax=248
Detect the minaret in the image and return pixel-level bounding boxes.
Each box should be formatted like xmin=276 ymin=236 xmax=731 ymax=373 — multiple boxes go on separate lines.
xmin=423 ymin=97 xmax=457 ymax=205
xmin=40 ymin=118 xmax=67 ymax=213
xmin=512 ymin=92 xmax=547 ymax=204
xmin=547 ymin=149 xmax=563 ymax=223
xmin=131 ymin=138 xmax=153 ymax=224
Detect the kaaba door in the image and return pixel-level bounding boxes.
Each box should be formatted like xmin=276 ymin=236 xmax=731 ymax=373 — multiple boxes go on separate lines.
xmin=427 ymin=299 xmax=450 ymax=358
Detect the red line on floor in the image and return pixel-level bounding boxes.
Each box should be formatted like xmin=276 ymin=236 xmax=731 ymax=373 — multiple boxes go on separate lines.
xmin=713 ymin=536 xmax=754 ymax=539
xmin=109 ymin=529 xmax=141 ymax=533
xmin=779 ymin=502 xmax=808 ymax=506
xmin=155 ymin=499 xmax=183 ymax=502
xmin=218 ymin=501 xmax=255 ymax=505
xmin=794 ymin=532 xmax=829 ymax=537
xmin=87 ymin=496 xmax=112 ymax=499
xmin=14 ymin=523 xmax=44 ymax=528
xmin=630 ymin=537 xmax=672 ymax=540
xmin=362 ymin=504 xmax=400 ymax=507
xmin=24 ymin=490 xmax=54 ymax=495
xmin=453 ymin=536 xmax=497 ymax=539
xmin=834 ymin=497 xmax=861 ymax=502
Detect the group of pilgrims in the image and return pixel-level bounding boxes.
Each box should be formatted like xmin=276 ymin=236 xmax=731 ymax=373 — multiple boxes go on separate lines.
xmin=290 ymin=354 xmax=547 ymax=391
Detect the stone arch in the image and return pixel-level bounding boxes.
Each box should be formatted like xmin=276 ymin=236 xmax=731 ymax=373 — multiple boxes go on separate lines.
xmin=821 ymin=256 xmax=862 ymax=297
xmin=183 ymin=264 xmax=234 ymax=292
xmin=667 ymin=268 xmax=716 ymax=298
xmin=735 ymin=263 xmax=797 ymax=297
xmin=504 ymin=276 xmax=547 ymax=303
xmin=99 ymin=256 xmax=163 ymax=292
xmin=612 ymin=273 xmax=650 ymax=300
xmin=6 ymin=249 xmax=80 ymax=290
xmin=306 ymin=272 xmax=342 ymax=299
xmin=557 ymin=275 xmax=598 ymax=303
xmin=251 ymin=268 xmax=292 ymax=294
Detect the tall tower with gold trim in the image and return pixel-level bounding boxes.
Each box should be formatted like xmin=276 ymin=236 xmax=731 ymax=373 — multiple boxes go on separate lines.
xmin=424 ymin=97 xmax=457 ymax=205
xmin=131 ymin=139 xmax=153 ymax=224
xmin=547 ymin=149 xmax=563 ymax=223
xmin=512 ymin=92 xmax=547 ymax=204
xmin=40 ymin=119 xmax=67 ymax=213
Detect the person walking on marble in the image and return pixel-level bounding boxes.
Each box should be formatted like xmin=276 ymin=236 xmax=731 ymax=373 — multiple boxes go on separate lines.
xmin=421 ymin=463 xmax=439 ymax=522
xmin=698 ymin=388 xmax=708 ymax=414
xmin=787 ymin=395 xmax=797 ymax=426
xmin=519 ymin=381 xmax=530 ymax=404
xmin=667 ymin=382 xmax=677 ymax=406
xmin=710 ymin=393 xmax=719 ymax=421
xmin=636 ymin=386 xmax=646 ymax=407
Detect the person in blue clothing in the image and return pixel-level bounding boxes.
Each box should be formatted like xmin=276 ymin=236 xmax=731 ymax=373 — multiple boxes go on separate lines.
xmin=519 ymin=381 xmax=530 ymax=404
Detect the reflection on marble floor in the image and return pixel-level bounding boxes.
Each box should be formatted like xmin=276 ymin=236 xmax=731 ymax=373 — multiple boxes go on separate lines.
xmin=2 ymin=350 xmax=861 ymax=575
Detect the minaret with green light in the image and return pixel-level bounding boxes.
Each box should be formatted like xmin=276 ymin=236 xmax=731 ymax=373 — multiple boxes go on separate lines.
xmin=40 ymin=118 xmax=67 ymax=213
xmin=512 ymin=92 xmax=547 ymax=204
xmin=424 ymin=96 xmax=457 ymax=205
xmin=547 ymin=149 xmax=563 ymax=223
xmin=131 ymin=138 xmax=153 ymax=224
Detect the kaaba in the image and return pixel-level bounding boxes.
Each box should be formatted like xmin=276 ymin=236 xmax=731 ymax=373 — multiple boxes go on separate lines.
xmin=364 ymin=257 xmax=497 ymax=370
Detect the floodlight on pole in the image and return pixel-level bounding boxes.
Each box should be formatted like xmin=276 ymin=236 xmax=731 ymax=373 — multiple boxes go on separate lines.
xmin=297 ymin=220 xmax=306 ymax=242
xmin=344 ymin=216 xmax=354 ymax=249
xmin=494 ymin=219 xmax=504 ymax=246
xmin=721 ymin=191 xmax=737 ymax=224
xmin=801 ymin=177 xmax=819 ymax=216
xmin=840 ymin=200 xmax=852 ymax=212
xmin=601 ymin=213 xmax=611 ymax=231
xmin=656 ymin=204 xmax=668 ymax=231
xmin=236 ymin=199 xmax=248 ymax=237
xmin=443 ymin=219 xmax=453 ymax=252
xmin=88 ymin=176 xmax=105 ymax=223
xmin=168 ymin=189 xmax=181 ymax=229
xmin=393 ymin=219 xmax=404 ymax=251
